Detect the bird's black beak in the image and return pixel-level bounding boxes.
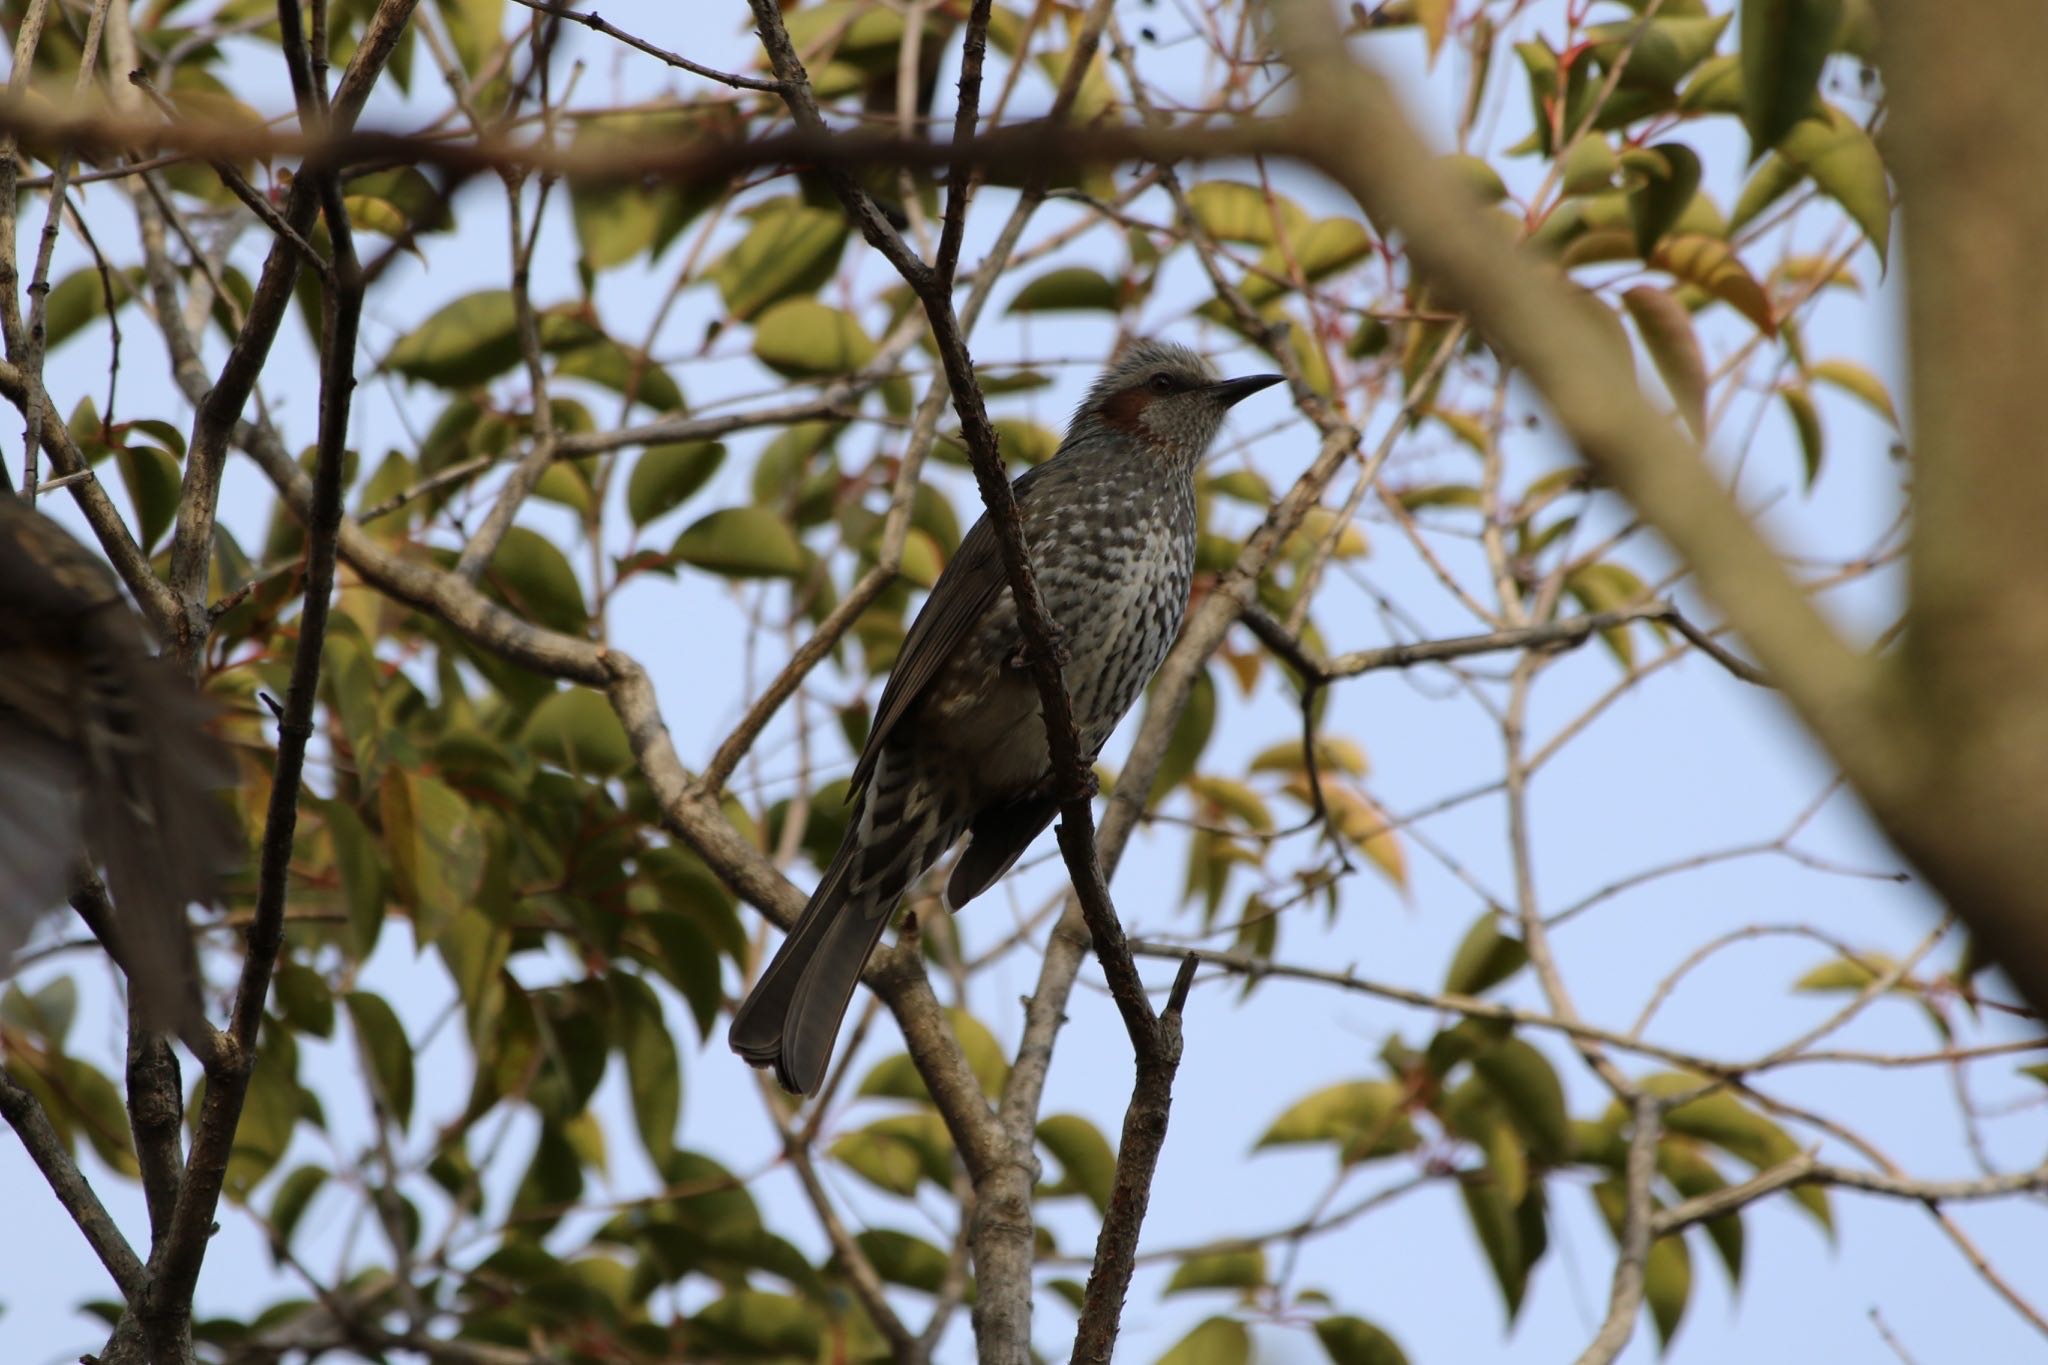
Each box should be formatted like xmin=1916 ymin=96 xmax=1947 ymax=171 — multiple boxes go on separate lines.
xmin=1208 ymin=373 xmax=1285 ymax=408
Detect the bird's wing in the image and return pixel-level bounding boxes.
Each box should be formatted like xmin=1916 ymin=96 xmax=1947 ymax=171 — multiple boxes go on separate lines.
xmin=848 ymin=509 xmax=1007 ymax=797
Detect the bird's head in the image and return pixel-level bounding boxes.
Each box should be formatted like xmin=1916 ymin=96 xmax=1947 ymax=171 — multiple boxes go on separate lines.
xmin=1073 ymin=340 xmax=1283 ymax=468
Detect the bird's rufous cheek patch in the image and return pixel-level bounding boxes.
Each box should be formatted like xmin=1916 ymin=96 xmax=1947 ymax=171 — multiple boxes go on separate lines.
xmin=1098 ymin=386 xmax=1159 ymax=436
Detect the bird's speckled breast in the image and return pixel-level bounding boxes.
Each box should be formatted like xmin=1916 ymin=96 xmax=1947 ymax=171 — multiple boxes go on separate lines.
xmin=915 ymin=458 xmax=1196 ymax=802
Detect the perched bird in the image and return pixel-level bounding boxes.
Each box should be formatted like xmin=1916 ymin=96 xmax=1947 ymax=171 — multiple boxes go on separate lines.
xmin=730 ymin=341 xmax=1281 ymax=1093
xmin=0 ymin=493 xmax=240 ymax=1029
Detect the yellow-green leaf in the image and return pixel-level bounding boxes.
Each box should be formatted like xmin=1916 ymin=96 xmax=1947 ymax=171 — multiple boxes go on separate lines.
xmin=1653 ymin=235 xmax=1774 ymax=333
xmin=753 ymin=298 xmax=875 ymax=377
xmin=378 ymin=768 xmax=485 ymax=941
xmin=1621 ymin=285 xmax=1709 ymax=437
xmin=1257 ymin=1080 xmax=1418 ymax=1161
xmin=710 ymin=203 xmax=848 ymax=320
xmin=1808 ymin=357 xmax=1897 ymax=427
xmin=1007 ymin=266 xmax=1120 ymax=313
xmin=487 ymin=525 xmax=587 ymax=632
xmin=522 ymin=687 xmax=633 ymax=776
xmin=1315 ymin=1315 xmax=1411 ymax=1365
xmin=1165 ymin=1248 xmax=1267 ymax=1296
xmin=1037 ymin=1113 xmax=1116 ymax=1212
xmin=344 ymin=990 xmax=415 ymax=1128
xmin=385 ymin=289 xmax=520 ymax=386
xmin=1779 ymin=110 xmax=1891 ymax=264
xmin=673 ymin=506 xmax=807 ymax=579
xmin=1782 ymin=384 xmax=1824 ymax=488
xmin=1443 ymin=913 xmax=1530 ymax=997
xmin=1158 ymin=1317 xmax=1250 ymax=1365
xmin=1740 ymin=0 xmax=1841 ymax=159
xmin=1184 ymin=180 xmax=1309 ymax=245
xmin=626 ymin=442 xmax=725 ymax=527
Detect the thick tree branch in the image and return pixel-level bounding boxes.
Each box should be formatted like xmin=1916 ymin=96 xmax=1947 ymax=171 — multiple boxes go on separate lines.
xmin=1260 ymin=0 xmax=1898 ymax=805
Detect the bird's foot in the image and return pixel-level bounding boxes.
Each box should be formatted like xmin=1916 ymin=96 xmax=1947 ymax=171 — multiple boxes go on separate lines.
xmin=1008 ymin=622 xmax=1072 ymax=673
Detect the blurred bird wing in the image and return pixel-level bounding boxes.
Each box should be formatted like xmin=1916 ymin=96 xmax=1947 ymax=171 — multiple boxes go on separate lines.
xmin=848 ymin=513 xmax=1006 ymax=798
xmin=0 ymin=496 xmax=128 ymax=622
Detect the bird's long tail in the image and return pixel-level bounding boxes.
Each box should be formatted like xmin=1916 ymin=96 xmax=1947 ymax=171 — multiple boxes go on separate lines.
xmin=728 ymin=759 xmax=962 ymax=1095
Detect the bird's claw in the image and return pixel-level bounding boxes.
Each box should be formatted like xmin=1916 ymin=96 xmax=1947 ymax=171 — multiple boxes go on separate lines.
xmin=1008 ymin=622 xmax=1072 ymax=673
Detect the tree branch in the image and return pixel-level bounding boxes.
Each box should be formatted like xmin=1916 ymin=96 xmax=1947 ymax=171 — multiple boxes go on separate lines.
xmin=0 ymin=1067 xmax=148 ymax=1303
xmin=1071 ymin=953 xmax=1198 ymax=1364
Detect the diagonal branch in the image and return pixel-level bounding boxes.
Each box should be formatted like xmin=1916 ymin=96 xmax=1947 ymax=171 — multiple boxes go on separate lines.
xmin=0 ymin=1067 xmax=148 ymax=1304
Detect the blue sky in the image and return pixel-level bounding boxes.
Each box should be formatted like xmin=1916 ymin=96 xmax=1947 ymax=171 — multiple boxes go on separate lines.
xmin=6 ymin=4 xmax=2043 ymax=1363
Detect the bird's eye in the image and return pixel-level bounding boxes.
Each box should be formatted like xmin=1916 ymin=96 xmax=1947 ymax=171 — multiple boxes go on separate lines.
xmin=1148 ymin=373 xmax=1174 ymax=393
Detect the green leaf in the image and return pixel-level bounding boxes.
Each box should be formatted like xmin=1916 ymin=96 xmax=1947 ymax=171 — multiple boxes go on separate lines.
xmin=1643 ymin=1073 xmax=1832 ymax=1233
xmin=2 ymin=977 xmax=77 ymax=1045
xmin=1148 ymin=667 xmax=1216 ymax=801
xmin=1561 ymin=136 xmax=1619 ymax=196
xmin=1038 ymin=1113 xmax=1116 ymax=1211
xmin=1459 ymin=1174 xmax=1543 ymax=1319
xmin=1646 ymin=1227 xmax=1694 ymax=1344
xmin=1257 ymin=1080 xmax=1418 ymax=1162
xmin=711 ymin=203 xmax=848 ymax=320
xmin=487 ymin=525 xmax=588 ymax=632
xmin=43 ymin=268 xmax=110 ymax=352
xmin=327 ymin=799 xmax=387 ymax=958
xmin=434 ymin=0 xmax=504 ymax=76
xmin=752 ymin=298 xmax=876 ymax=377
xmin=1184 ymin=180 xmax=1309 ymax=245
xmin=1314 ymin=1315 xmax=1411 ymax=1365
xmin=522 ymin=687 xmax=633 ymax=777
xmin=830 ymin=1127 xmax=929 ymax=1197
xmin=1588 ymin=14 xmax=1730 ymax=90
xmin=1166 ymin=1249 xmax=1267 ymax=1296
xmin=1241 ymin=218 xmax=1375 ymax=306
xmin=1007 ymin=265 xmax=1120 ymax=313
xmin=267 ymin=1165 xmax=327 ymax=1263
xmin=385 ymin=289 xmax=520 ymax=386
xmin=552 ymin=339 xmax=684 ymax=412
xmin=1443 ymin=913 xmax=1530 ymax=996
xmin=1807 ymin=359 xmax=1898 ymax=427
xmin=1441 ymin=154 xmax=1507 ymax=204
xmin=1729 ymin=152 xmax=1806 ymax=234
xmin=114 ymin=444 xmax=180 ymax=552
xmin=612 ymin=973 xmax=681 ymax=1166
xmin=694 ymin=1291 xmax=822 ymax=1360
xmin=344 ymin=991 xmax=414 ymax=1129
xmin=1474 ymin=1038 xmax=1570 ymax=1163
xmin=1782 ymin=384 xmax=1825 ymax=488
xmin=673 ymin=506 xmax=807 ymax=579
xmin=635 ymin=910 xmax=721 ymax=1040
xmin=50 ymin=1057 xmax=138 ymax=1178
xmin=1622 ymin=285 xmax=1709 ymax=437
xmin=1740 ymin=0 xmax=1841 ymax=159
xmin=224 ymin=1041 xmax=302 ymax=1197
xmin=274 ymin=961 xmax=335 ymax=1038
xmin=1592 ymin=1180 xmax=1695 ymax=1344
xmin=378 ymin=769 xmax=485 ymax=942
xmin=1660 ymin=1138 xmax=1745 ymax=1284
xmin=1779 ymin=110 xmax=1891 ymax=264
xmin=851 ymin=1229 xmax=952 ymax=1293
xmin=626 ymin=442 xmax=725 ymax=527
xmin=1654 ymin=235 xmax=1774 ymax=334
xmin=1158 ymin=1317 xmax=1250 ymax=1365
xmin=1792 ymin=953 xmax=1901 ymax=993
